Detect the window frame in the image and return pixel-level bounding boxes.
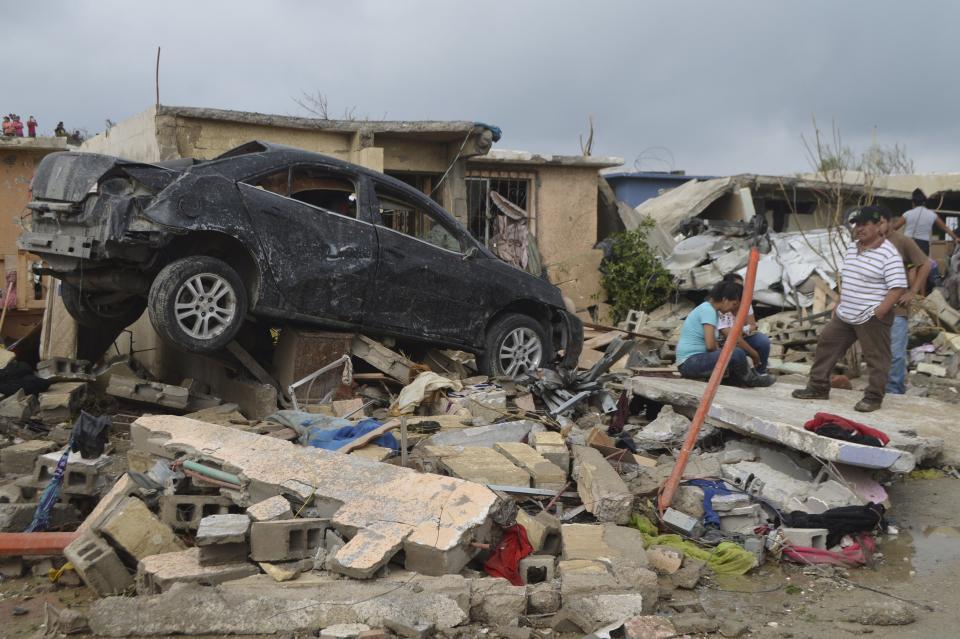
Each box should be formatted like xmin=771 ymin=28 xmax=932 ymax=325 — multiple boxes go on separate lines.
xmin=371 ymin=182 xmax=472 ymax=255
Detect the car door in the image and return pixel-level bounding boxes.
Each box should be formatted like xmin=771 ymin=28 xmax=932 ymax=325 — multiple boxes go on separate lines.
xmin=237 ymin=164 xmax=377 ymax=324
xmin=365 ymin=182 xmax=495 ymax=344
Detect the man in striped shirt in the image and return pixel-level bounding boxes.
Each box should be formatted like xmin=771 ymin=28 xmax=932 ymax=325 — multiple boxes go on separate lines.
xmin=792 ymin=206 xmax=907 ymax=412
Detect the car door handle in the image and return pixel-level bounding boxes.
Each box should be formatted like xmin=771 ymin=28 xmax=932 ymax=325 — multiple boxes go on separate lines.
xmin=325 ymin=244 xmax=360 ymax=259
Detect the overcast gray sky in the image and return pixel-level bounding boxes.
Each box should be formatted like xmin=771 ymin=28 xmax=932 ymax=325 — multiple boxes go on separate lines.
xmin=4 ymin=0 xmax=955 ymax=175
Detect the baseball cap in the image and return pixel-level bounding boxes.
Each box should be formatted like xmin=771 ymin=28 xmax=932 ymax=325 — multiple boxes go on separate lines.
xmin=847 ymin=205 xmax=883 ymax=225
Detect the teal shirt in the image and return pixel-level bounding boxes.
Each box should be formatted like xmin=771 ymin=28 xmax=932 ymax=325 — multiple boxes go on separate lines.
xmin=676 ymin=301 xmax=719 ymax=365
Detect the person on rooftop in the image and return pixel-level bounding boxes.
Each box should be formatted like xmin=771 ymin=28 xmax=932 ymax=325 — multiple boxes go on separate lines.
xmin=27 ymin=116 xmax=37 ymax=138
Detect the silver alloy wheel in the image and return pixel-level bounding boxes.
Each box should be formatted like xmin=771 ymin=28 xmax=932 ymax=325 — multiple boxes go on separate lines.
xmin=497 ymin=327 xmax=543 ymax=377
xmin=173 ymin=273 xmax=237 ymax=340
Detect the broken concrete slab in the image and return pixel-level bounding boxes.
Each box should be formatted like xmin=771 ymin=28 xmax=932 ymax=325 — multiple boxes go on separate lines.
xmin=433 ymin=446 xmax=531 ymax=486
xmin=89 ymin=578 xmax=468 ymax=636
xmin=571 ymin=446 xmax=634 ymax=524
xmin=99 ymin=497 xmax=185 ymax=561
xmin=0 ymin=439 xmax=58 ymax=475
xmin=628 ymin=377 xmax=942 ymax=471
xmin=106 ymin=376 xmax=189 ymax=409
xmin=468 ymin=577 xmax=527 ymax=626
xmin=494 ymin=442 xmax=567 ymax=490
xmin=136 ymin=548 xmax=260 ymax=594
xmin=423 ymin=420 xmax=543 ymax=448
xmin=0 ymin=389 xmax=38 ymax=420
xmin=131 ymin=415 xmax=501 ymax=577
xmin=561 ymin=523 xmax=648 ymax=565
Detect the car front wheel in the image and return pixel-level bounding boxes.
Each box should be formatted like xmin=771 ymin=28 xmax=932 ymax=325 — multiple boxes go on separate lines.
xmin=479 ymin=313 xmax=553 ymax=378
xmin=147 ymin=256 xmax=247 ymax=353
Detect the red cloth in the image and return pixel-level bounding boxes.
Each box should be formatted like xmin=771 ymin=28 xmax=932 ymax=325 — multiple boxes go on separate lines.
xmin=27 ymin=119 xmax=37 ymax=136
xmin=803 ymin=412 xmax=890 ymax=446
xmin=782 ymin=534 xmax=877 ymax=567
xmin=483 ymin=523 xmax=534 ymax=586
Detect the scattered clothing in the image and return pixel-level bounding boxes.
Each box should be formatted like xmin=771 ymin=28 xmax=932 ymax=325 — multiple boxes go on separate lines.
xmin=483 ymin=523 xmax=533 ymax=586
xmin=630 ymin=515 xmax=757 ymax=575
xmin=804 ymin=412 xmax=889 ymax=447
xmin=779 ymin=502 xmax=886 ymax=548
xmin=781 ymin=534 xmax=876 ymax=567
xmin=685 ymin=479 xmax=733 ymax=528
xmin=268 ymin=411 xmax=399 ymax=452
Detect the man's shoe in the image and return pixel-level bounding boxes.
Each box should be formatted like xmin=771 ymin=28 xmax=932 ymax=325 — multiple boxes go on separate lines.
xmin=791 ymin=387 xmax=829 ymax=400
xmin=854 ymin=398 xmax=882 ymax=413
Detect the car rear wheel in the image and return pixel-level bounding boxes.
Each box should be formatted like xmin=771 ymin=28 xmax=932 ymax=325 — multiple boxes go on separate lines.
xmin=148 ymin=256 xmax=247 ymax=353
xmin=479 ymin=313 xmax=553 ymax=378
xmin=60 ymin=282 xmax=146 ymax=329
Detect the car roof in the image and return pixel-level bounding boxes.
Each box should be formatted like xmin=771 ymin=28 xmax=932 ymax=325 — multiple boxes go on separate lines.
xmin=195 ymin=141 xmax=435 ymax=199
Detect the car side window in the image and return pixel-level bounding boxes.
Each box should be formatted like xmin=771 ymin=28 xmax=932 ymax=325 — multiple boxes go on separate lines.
xmin=290 ymin=166 xmax=358 ymax=219
xmin=248 ymin=168 xmax=289 ymax=196
xmin=244 ymin=166 xmax=358 ymax=219
xmin=375 ymin=187 xmax=462 ymax=252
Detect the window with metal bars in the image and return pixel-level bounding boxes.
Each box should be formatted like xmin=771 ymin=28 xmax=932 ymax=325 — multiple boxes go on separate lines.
xmin=466 ymin=176 xmax=532 ymax=245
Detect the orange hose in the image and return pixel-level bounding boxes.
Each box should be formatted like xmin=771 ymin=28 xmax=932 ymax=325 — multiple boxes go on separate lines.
xmin=658 ymin=246 xmax=760 ymax=516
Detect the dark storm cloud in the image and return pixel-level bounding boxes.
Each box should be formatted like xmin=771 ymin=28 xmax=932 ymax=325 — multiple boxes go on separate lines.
xmin=3 ymin=0 xmax=957 ymax=175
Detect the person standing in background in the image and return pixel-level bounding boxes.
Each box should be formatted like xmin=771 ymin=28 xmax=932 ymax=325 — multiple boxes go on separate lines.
xmin=27 ymin=116 xmax=37 ymax=137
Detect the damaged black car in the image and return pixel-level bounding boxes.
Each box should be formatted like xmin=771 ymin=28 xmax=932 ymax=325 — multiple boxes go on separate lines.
xmin=19 ymin=141 xmax=582 ymax=377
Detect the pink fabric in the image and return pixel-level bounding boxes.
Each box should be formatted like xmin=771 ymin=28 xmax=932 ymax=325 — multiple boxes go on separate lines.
xmin=781 ymin=534 xmax=877 ymax=567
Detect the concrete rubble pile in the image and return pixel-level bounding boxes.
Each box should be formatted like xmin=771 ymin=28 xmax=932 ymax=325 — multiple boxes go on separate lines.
xmin=1 ymin=322 xmax=958 ymax=638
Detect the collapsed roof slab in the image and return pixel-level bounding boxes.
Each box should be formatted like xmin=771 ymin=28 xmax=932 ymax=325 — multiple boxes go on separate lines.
xmin=627 ymin=378 xmax=951 ymax=472
xmin=131 ymin=415 xmax=501 ymax=577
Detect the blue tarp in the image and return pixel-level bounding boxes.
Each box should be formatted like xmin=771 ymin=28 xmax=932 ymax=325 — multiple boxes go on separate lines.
xmin=268 ymin=411 xmax=399 ymax=452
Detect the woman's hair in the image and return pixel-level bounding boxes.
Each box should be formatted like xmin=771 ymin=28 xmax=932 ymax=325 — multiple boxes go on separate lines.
xmin=912 ymin=188 xmax=926 ymax=207
xmin=722 ymin=272 xmax=744 ymax=283
xmin=708 ymin=281 xmax=743 ymax=302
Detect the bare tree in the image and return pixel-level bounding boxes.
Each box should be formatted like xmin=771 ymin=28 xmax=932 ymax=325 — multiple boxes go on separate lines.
xmin=579 ymin=115 xmax=594 ymax=157
xmin=292 ymin=90 xmax=358 ymax=121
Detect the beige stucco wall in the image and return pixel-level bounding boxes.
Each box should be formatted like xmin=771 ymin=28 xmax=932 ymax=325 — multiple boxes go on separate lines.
xmin=165 ymin=116 xmax=356 ymax=161
xmin=80 ymin=106 xmax=162 ymax=162
xmin=535 ymin=166 xmax=601 ymax=267
xmin=377 ymin=137 xmax=450 ymax=174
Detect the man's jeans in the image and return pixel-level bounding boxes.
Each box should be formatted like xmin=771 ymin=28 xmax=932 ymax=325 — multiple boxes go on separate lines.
xmin=678 ymin=348 xmax=749 ymax=382
xmin=744 ymin=332 xmax=771 ymax=373
xmin=886 ymin=314 xmax=909 ymax=395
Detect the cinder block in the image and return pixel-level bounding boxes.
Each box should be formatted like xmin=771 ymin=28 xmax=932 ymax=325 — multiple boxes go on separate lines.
xmin=32 ymin=452 xmax=111 ymax=496
xmin=519 ymin=554 xmax=556 ymax=584
xmin=246 ymin=495 xmax=293 ymax=522
xmin=99 ymin=497 xmax=185 ymax=560
xmin=782 ymin=527 xmax=829 ymax=549
xmin=249 ymin=518 xmax=329 ymax=561
xmin=1 ymin=440 xmax=58 ymax=475
xmin=64 ymin=532 xmax=134 ymax=596
xmin=159 ymin=494 xmax=236 ymax=531
xmin=516 ymin=509 xmax=560 ymax=553
xmin=494 ymin=442 xmax=567 ymax=490
xmin=0 ymin=389 xmax=38 ymax=420
xmin=530 ymin=430 xmax=570 ymax=472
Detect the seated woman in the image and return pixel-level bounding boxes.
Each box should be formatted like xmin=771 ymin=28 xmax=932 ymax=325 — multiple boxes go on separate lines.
xmin=716 ymin=272 xmax=771 ymax=374
xmin=675 ymin=280 xmax=775 ymax=387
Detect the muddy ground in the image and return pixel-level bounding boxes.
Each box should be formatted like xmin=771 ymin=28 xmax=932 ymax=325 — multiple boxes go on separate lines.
xmin=1 ymin=478 xmax=957 ymax=639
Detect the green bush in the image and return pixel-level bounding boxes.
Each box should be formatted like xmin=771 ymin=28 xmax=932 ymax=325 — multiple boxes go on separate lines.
xmin=601 ymin=221 xmax=676 ymax=324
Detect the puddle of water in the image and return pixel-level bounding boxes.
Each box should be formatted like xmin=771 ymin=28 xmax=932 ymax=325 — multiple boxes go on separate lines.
xmin=880 ymin=526 xmax=960 ymax=577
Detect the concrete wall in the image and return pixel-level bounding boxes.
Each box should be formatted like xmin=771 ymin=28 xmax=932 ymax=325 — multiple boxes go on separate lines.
xmin=535 ymin=166 xmax=602 ymax=268
xmin=163 ymin=115 xmax=356 ymax=161
xmin=81 ymin=107 xmax=162 ymax=162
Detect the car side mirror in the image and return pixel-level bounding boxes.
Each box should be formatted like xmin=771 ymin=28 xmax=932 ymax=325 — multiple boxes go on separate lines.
xmin=462 ymin=246 xmax=479 ymax=261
